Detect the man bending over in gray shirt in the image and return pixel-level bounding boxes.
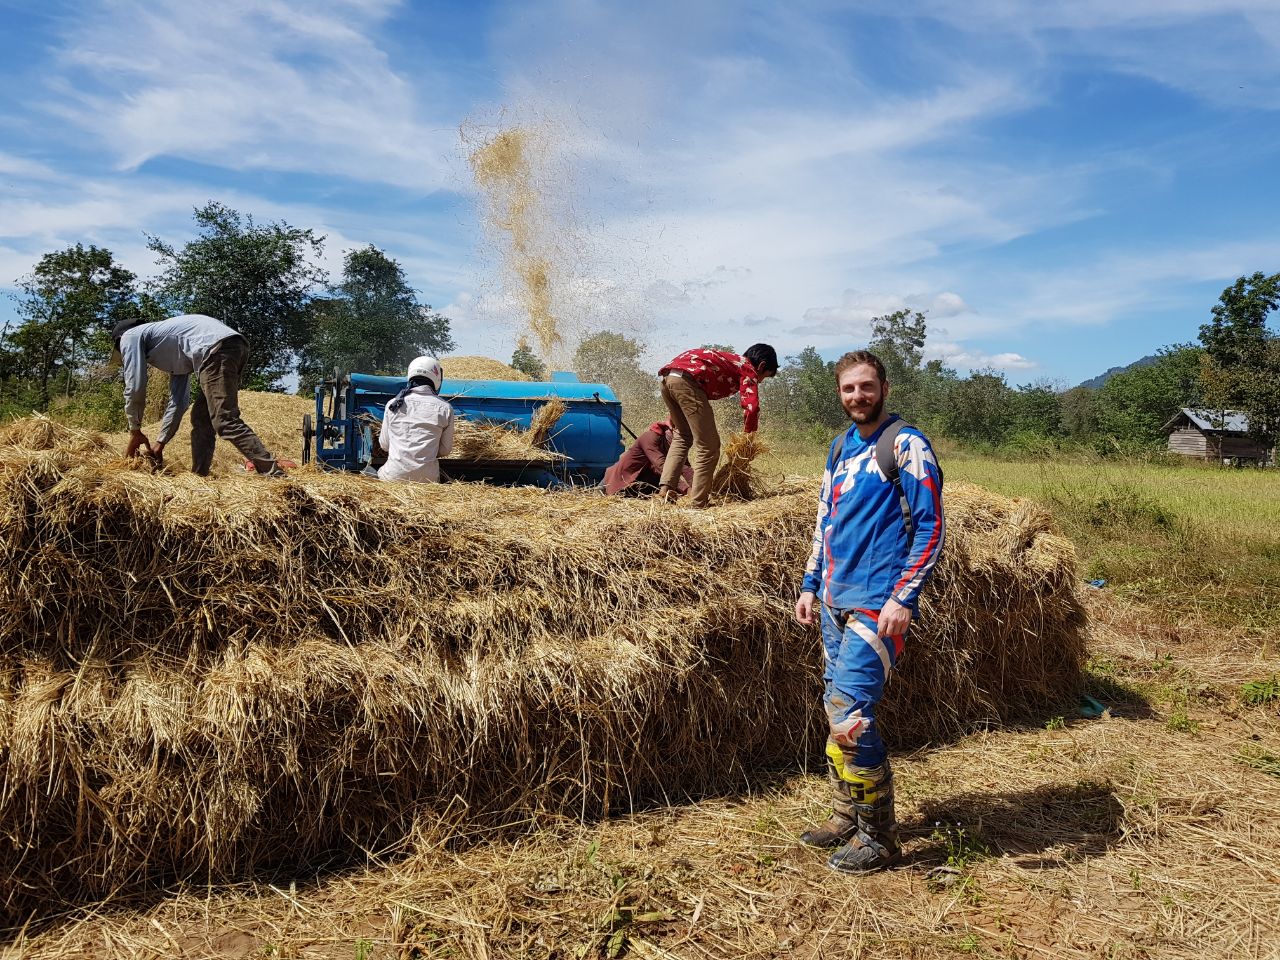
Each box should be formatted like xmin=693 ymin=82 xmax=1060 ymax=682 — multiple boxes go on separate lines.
xmin=113 ymin=314 xmax=283 ymax=477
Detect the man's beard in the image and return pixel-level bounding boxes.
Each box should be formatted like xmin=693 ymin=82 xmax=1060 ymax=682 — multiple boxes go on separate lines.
xmin=846 ymin=393 xmax=885 ymax=424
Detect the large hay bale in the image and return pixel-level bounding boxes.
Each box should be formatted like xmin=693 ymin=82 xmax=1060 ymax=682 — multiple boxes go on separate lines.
xmin=0 ymin=417 xmax=1084 ymax=923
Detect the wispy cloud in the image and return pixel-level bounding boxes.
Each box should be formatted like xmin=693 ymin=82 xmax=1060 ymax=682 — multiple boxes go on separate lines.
xmin=44 ymin=0 xmax=466 ymax=191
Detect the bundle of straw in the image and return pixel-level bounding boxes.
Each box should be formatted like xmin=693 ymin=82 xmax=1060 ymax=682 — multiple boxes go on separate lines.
xmin=525 ymin=397 xmax=567 ymax=448
xmin=711 ymin=431 xmax=768 ymax=500
xmin=0 ymin=416 xmax=1084 ymax=924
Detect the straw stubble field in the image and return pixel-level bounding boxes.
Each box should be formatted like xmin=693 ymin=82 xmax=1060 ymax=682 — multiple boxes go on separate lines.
xmin=2 ymin=414 xmax=1276 ymax=959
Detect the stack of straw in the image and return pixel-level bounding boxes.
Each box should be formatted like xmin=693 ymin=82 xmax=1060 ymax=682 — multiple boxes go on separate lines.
xmin=441 ymin=356 xmax=534 ymax=382
xmin=0 ymin=417 xmax=1084 ymax=923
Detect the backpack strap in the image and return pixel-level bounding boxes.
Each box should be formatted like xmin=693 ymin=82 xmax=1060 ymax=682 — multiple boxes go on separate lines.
xmin=830 ymin=430 xmax=846 ymax=468
xmin=875 ymin=418 xmax=914 ymax=543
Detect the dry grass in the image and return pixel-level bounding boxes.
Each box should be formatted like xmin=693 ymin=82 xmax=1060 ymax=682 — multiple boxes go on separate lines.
xmin=7 ymin=594 xmax=1275 ymax=959
xmin=712 ymin=432 xmax=769 ymax=500
xmin=100 ymin=390 xmax=314 ymax=473
xmin=0 ymin=416 xmax=1083 ymax=930
xmin=525 ymin=397 xmax=566 ymax=448
xmin=441 ymin=356 xmax=532 ymax=383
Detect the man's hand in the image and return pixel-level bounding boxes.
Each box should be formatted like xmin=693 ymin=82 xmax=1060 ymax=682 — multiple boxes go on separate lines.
xmin=125 ymin=430 xmax=153 ymax=459
xmin=795 ymin=590 xmax=817 ymax=625
xmin=877 ymin=597 xmax=912 ymax=639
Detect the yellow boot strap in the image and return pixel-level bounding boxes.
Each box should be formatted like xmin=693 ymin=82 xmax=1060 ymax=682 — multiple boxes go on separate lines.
xmin=825 ymin=743 xmax=882 ymax=803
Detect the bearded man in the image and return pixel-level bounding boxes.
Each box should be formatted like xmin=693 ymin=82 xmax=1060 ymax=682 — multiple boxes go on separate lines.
xmin=794 ymin=350 xmax=946 ymax=872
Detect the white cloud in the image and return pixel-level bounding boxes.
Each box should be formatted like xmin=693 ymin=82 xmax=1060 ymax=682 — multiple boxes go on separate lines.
xmin=0 ymin=153 xmax=60 ymax=180
xmin=928 ymin=341 xmax=1037 ymax=372
xmin=865 ymin=0 xmax=1280 ymax=108
xmin=43 ymin=0 xmax=463 ymax=191
xmin=792 ymin=289 xmax=972 ymax=338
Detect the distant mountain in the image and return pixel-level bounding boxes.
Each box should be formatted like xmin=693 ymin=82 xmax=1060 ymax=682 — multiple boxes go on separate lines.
xmin=1077 ymin=353 xmax=1160 ymax=390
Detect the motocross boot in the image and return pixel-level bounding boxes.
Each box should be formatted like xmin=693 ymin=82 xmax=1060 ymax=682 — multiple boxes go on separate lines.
xmin=800 ymin=741 xmax=860 ymax=848
xmin=827 ymin=760 xmax=902 ymax=873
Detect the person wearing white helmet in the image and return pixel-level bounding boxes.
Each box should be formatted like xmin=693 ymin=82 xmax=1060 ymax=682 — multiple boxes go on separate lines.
xmin=376 ymin=356 xmax=454 ymax=483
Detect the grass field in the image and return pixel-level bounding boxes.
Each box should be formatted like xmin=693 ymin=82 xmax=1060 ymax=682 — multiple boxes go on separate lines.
xmin=757 ymin=433 xmax=1280 ymax=640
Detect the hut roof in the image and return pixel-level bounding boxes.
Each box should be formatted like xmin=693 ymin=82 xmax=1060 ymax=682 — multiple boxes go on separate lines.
xmin=1163 ymin=408 xmax=1250 ymax=434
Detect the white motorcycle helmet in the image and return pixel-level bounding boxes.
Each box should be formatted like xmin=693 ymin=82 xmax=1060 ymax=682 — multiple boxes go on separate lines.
xmin=406 ymin=355 xmax=444 ymax=393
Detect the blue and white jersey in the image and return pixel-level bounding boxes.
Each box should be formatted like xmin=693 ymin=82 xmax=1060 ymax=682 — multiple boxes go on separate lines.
xmin=801 ymin=415 xmax=945 ymax=612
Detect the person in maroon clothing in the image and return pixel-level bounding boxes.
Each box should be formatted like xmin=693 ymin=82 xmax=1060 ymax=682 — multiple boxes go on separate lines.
xmin=656 ymin=343 xmax=779 ymax=508
xmin=603 ymin=420 xmax=693 ymax=497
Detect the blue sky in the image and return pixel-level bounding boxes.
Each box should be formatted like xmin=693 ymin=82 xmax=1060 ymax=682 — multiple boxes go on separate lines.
xmin=1 ymin=0 xmax=1279 ymax=386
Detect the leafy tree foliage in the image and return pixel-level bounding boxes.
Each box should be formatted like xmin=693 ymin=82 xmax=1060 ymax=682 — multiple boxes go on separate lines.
xmin=511 ymin=338 xmax=547 ymax=380
xmin=573 ymin=331 xmax=653 ymax=409
xmin=944 ymin=369 xmax=1015 ymax=444
xmin=773 ymin=347 xmax=843 ymax=430
xmin=866 ymin=309 xmax=956 ymax=429
xmin=1198 ymin=272 xmax=1280 ymax=450
xmin=1013 ymin=379 xmax=1063 ymax=438
xmin=149 ymin=202 xmax=327 ymax=387
xmin=1 ymin=244 xmax=154 ymax=407
xmin=298 ymin=246 xmax=454 ymax=388
xmin=1093 ymin=346 xmax=1203 ymax=446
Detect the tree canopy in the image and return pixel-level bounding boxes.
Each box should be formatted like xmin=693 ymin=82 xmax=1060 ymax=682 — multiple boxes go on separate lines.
xmin=298 ymin=245 xmax=454 ymax=388
xmin=148 ymin=202 xmax=327 ymax=387
xmin=1 ymin=244 xmax=154 ymax=406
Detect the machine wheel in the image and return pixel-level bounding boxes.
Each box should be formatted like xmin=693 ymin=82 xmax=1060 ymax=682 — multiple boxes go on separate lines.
xmin=301 ymin=414 xmax=313 ymax=465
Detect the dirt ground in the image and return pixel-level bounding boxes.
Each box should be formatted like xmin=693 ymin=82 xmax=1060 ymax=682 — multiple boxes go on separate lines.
xmin=4 ymin=593 xmax=1278 ymax=960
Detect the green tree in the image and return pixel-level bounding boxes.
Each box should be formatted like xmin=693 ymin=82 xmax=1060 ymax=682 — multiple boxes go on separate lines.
xmin=775 ymin=347 xmax=843 ymax=430
xmin=866 ymin=309 xmax=957 ymax=428
xmin=511 ymin=338 xmax=547 ymax=380
xmin=1 ymin=244 xmax=148 ymax=407
xmin=1198 ymin=272 xmax=1280 ymax=450
xmin=868 ymin=309 xmax=926 ymax=382
xmin=1012 ymin=378 xmax=1063 ymax=438
xmin=1094 ymin=345 xmax=1204 ymax=447
xmin=1058 ymin=386 xmax=1098 ymax=440
xmin=573 ymin=331 xmax=652 ymax=410
xmin=944 ymin=369 xmax=1015 ymax=444
xmin=148 ymin=202 xmax=327 ymax=387
xmin=298 ymin=245 xmax=454 ymax=388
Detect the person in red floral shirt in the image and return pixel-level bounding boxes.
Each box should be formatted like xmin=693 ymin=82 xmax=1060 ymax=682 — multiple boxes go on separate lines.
xmin=656 ymin=343 xmax=778 ymax=508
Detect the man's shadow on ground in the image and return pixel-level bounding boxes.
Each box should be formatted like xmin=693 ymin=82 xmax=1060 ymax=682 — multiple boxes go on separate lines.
xmin=902 ymin=780 xmax=1125 ymax=870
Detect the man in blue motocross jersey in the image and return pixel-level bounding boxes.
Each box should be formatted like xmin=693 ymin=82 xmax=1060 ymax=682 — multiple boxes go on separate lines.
xmin=795 ymin=350 xmax=945 ymax=872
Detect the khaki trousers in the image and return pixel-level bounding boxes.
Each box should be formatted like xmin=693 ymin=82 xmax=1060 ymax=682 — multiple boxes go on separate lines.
xmin=190 ymin=337 xmax=279 ymax=476
xmin=658 ymin=374 xmax=720 ymax=508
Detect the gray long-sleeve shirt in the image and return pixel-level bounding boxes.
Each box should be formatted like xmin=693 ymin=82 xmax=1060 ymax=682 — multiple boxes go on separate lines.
xmin=120 ymin=314 xmax=241 ymax=441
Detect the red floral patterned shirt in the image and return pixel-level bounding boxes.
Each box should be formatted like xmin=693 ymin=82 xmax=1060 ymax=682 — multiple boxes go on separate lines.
xmin=659 ymin=349 xmax=762 ymax=432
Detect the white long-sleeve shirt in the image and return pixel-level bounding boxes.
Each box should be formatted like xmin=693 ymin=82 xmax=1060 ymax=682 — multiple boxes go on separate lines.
xmin=377 ymin=386 xmax=455 ymax=483
xmin=119 ymin=314 xmax=241 ymax=441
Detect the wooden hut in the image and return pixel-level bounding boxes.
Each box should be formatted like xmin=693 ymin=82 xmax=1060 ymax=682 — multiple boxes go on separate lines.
xmin=1163 ymin=408 xmax=1269 ymax=464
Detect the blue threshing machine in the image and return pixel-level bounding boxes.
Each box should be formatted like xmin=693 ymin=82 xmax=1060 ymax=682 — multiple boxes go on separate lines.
xmin=301 ymin=371 xmax=626 ymax=487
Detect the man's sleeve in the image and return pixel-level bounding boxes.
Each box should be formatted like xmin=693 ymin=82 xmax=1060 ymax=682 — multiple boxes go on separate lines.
xmin=890 ymin=433 xmax=946 ymax=609
xmin=156 ymin=374 xmax=191 ymax=444
xmin=439 ymin=409 xmax=454 ymax=458
xmin=800 ymin=443 xmax=836 ymax=596
xmin=121 ymin=337 xmax=149 ymax=431
xmin=738 ymin=368 xmax=760 ymax=433
xmin=638 ymin=431 xmax=666 ymax=472
xmin=378 ymin=402 xmax=394 ymax=452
